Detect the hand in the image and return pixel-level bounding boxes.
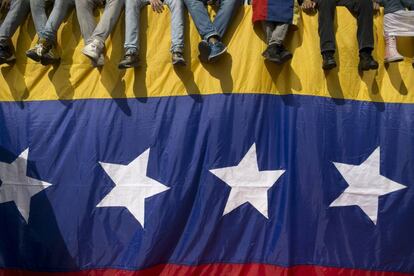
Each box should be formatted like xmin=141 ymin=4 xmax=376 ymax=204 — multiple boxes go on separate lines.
xmin=301 ymin=0 xmax=316 ymax=11
xmin=373 ymin=1 xmax=380 ymax=12
xmin=0 ymin=0 xmax=11 ymax=13
xmin=149 ymin=0 xmax=164 ymax=13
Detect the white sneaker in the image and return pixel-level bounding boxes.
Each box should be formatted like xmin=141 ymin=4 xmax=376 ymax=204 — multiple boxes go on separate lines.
xmin=384 ymin=35 xmax=404 ymax=63
xmin=82 ymin=39 xmax=103 ymax=63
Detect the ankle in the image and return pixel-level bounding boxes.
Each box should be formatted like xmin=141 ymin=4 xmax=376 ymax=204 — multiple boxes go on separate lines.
xmin=208 ymin=36 xmax=220 ymax=44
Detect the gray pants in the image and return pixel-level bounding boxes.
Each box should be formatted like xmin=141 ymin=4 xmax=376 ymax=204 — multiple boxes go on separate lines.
xmin=75 ymin=0 xmax=124 ymax=46
xmin=30 ymin=0 xmax=75 ymax=43
xmin=0 ymin=0 xmax=30 ymax=41
xmin=124 ymin=0 xmax=184 ymax=54
xmin=261 ymin=21 xmax=289 ymax=46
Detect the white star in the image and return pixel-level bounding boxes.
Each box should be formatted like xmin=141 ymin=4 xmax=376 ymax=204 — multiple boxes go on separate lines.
xmin=97 ymin=148 xmax=170 ymax=228
xmin=0 ymin=149 xmax=52 ymax=223
xmin=210 ymin=144 xmax=285 ymax=218
xmin=330 ymin=147 xmax=407 ymax=224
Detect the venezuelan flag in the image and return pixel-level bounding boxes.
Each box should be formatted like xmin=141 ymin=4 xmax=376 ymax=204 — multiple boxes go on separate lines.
xmin=0 ymin=6 xmax=413 ymax=276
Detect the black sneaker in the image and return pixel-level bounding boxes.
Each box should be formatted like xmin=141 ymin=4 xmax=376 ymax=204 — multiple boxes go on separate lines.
xmin=41 ymin=47 xmax=61 ymax=65
xmin=26 ymin=43 xmax=42 ymax=62
xmin=262 ymin=44 xmax=280 ymax=63
xmin=208 ymin=41 xmax=227 ymax=62
xmin=277 ymin=44 xmax=292 ymax=64
xmin=359 ymin=52 xmax=379 ymax=71
xmin=0 ymin=39 xmax=16 ymax=64
xmin=322 ymin=51 xmax=337 ymax=70
xmin=172 ymin=52 xmax=186 ymax=66
xmin=118 ymin=51 xmax=139 ymax=69
xmin=198 ymin=40 xmax=210 ymax=63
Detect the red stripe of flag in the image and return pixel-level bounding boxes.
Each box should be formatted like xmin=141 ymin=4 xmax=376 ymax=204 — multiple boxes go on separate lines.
xmin=1 ymin=264 xmax=412 ymax=276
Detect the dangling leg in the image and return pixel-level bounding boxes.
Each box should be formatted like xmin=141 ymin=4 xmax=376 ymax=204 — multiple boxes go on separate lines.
xmin=384 ymin=34 xmax=403 ymax=63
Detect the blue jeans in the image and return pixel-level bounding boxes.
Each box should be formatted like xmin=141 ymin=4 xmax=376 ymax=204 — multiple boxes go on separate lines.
xmin=124 ymin=0 xmax=184 ymax=54
xmin=30 ymin=0 xmax=75 ymax=43
xmin=75 ymin=0 xmax=124 ymax=45
xmin=0 ymin=0 xmax=30 ymax=41
xmin=183 ymin=0 xmax=241 ymax=41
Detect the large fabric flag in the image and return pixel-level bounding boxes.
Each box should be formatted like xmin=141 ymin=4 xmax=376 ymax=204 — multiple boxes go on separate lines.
xmin=0 ymin=6 xmax=413 ymax=276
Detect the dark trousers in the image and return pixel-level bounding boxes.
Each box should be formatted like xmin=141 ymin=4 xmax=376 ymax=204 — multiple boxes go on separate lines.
xmin=316 ymin=0 xmax=374 ymax=53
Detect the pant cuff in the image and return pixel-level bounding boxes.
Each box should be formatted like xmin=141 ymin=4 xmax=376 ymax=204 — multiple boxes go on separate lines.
xmin=125 ymin=46 xmax=138 ymax=54
xmin=171 ymin=45 xmax=184 ymax=53
xmin=204 ymin=32 xmax=220 ymax=42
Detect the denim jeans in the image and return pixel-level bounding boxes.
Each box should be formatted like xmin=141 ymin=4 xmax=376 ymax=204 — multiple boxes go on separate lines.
xmin=75 ymin=0 xmax=124 ymax=46
xmin=30 ymin=0 xmax=75 ymax=43
xmin=261 ymin=21 xmax=289 ymax=46
xmin=124 ymin=0 xmax=184 ymax=54
xmin=183 ymin=0 xmax=241 ymax=41
xmin=0 ymin=0 xmax=30 ymax=41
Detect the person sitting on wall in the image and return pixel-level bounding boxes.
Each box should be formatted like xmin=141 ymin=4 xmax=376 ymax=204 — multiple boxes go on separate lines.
xmin=119 ymin=0 xmax=186 ymax=69
xmin=252 ymin=0 xmax=300 ymax=64
xmin=301 ymin=0 xmax=379 ymax=71
xmin=75 ymin=0 xmax=124 ymax=67
xmin=26 ymin=0 xmax=75 ymax=65
xmin=183 ymin=0 xmax=242 ymax=63
xmin=0 ymin=0 xmax=30 ymax=64
xmin=377 ymin=0 xmax=414 ymax=66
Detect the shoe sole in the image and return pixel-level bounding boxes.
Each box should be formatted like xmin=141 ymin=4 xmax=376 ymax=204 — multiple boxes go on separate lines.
xmin=267 ymin=53 xmax=293 ymax=65
xmin=208 ymin=46 xmax=228 ymax=63
xmin=384 ymin=57 xmax=404 ymax=64
xmin=279 ymin=53 xmax=293 ymax=64
xmin=323 ymin=63 xmax=337 ymax=70
xmin=359 ymin=64 xmax=379 ymax=71
xmin=118 ymin=63 xmax=139 ymax=70
xmin=172 ymin=59 xmax=186 ymax=66
xmin=265 ymin=56 xmax=282 ymax=64
xmin=82 ymin=48 xmax=99 ymax=62
xmin=41 ymin=57 xmax=60 ymax=66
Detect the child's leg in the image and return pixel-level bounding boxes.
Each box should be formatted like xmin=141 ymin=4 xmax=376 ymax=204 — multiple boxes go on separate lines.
xmin=384 ymin=34 xmax=403 ymax=63
xmin=383 ymin=12 xmax=404 ymax=63
xmin=261 ymin=21 xmax=292 ymax=64
xmin=270 ymin=23 xmax=289 ymax=46
xmin=261 ymin=21 xmax=276 ymax=45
